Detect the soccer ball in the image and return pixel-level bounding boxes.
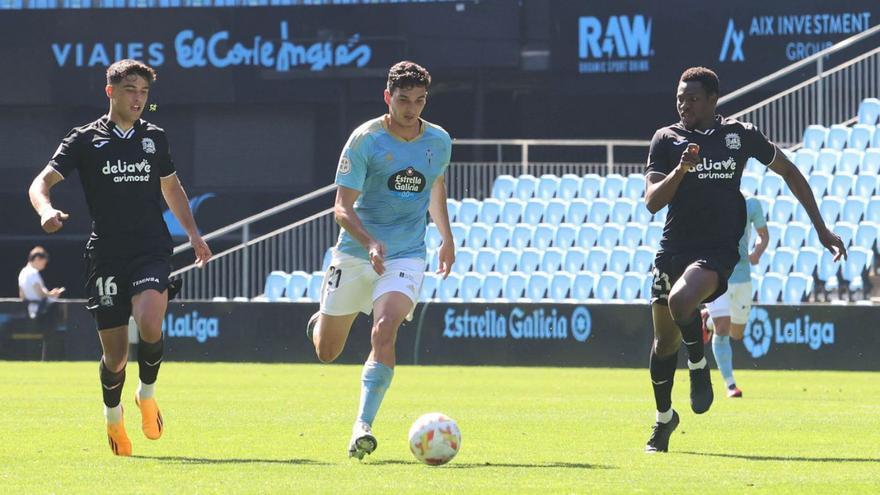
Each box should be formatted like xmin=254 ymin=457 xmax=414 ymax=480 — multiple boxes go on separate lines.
xmin=408 ymin=412 xmax=461 ymax=466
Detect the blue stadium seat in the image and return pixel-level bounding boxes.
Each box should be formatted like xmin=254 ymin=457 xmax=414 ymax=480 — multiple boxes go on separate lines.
xmin=740 ymin=173 xmax=760 ymax=196
xmin=532 ymin=224 xmax=556 ymax=250
xmin=857 ymin=97 xmax=880 ymax=125
xmin=595 ymin=272 xmax=622 ymax=302
xmin=874 ymin=129 xmax=880 ymax=148
xmin=579 ymin=174 xmax=603 ymax=199
xmin=848 ymin=124 xmax=874 ymax=150
xmin=842 ymin=247 xmax=872 ymax=292
xmin=623 ymin=174 xmax=647 ymax=200
xmin=541 ymin=248 xmax=565 ymax=272
xmin=496 ymin=248 xmax=519 ymax=273
xmin=586 ymin=248 xmax=610 ymax=273
xmin=842 ymin=197 xmax=867 ymax=224
xmin=633 ymin=201 xmax=652 ymax=224
xmin=602 ymin=174 xmax=626 ymax=199
xmin=770 ymin=196 xmax=796 ymax=223
xmin=853 ymin=174 xmax=879 ymax=197
xmin=478 ymin=198 xmax=503 ymax=224
xmin=862 ymin=148 xmax=880 ymax=175
xmin=619 ymin=273 xmax=643 ymax=302
xmin=549 ymin=273 xmax=574 ymax=301
xmin=597 ymin=224 xmax=623 ymax=249
xmin=819 ymin=197 xmax=844 ymax=224
xmin=457 ymin=198 xmax=480 ymax=224
xmin=554 ymin=224 xmax=578 ymax=248
xmin=825 ymin=125 xmax=850 ymax=151
xmin=610 ymin=199 xmax=635 ymax=224
xmin=766 ymin=222 xmax=783 ymax=250
xmin=641 ymin=273 xmax=654 ymax=300
xmin=572 ymin=272 xmax=596 ymax=300
xmin=286 ymin=271 xmax=310 ymax=300
xmin=755 ymin=249 xmax=772 ymax=275
xmin=459 ymin=273 xmax=482 ymax=301
xmin=745 ymin=157 xmax=764 ymax=174
xmin=427 ymin=249 xmax=440 ymax=273
xmin=467 ymin=223 xmax=490 ymax=248
xmin=518 ymin=248 xmax=542 ymax=274
xmin=770 ymin=247 xmax=797 ymax=275
xmin=644 ymin=222 xmax=663 ymax=247
xmin=782 ymin=222 xmax=809 ymax=249
xmin=544 ymin=199 xmax=568 ymax=225
xmin=837 ymin=149 xmax=862 ymax=175
xmin=794 ymin=247 xmax=821 ymax=276
xmin=491 ymin=175 xmax=516 ymax=200
xmin=632 ymin=246 xmax=655 ymax=274
xmin=652 ymin=206 xmax=668 ymax=223
xmin=482 ymin=273 xmax=504 ymax=300
xmin=263 ymin=271 xmax=290 ymax=302
xmin=307 ymin=272 xmax=324 ymax=302
xmin=437 ymin=274 xmax=462 ymax=301
xmin=588 ymin=199 xmax=613 ymax=224
xmin=526 ymin=272 xmax=551 ymax=301
xmin=608 ymin=247 xmax=632 ymax=273
xmin=828 ymin=175 xmax=855 ymax=198
xmin=474 ymin=249 xmax=498 ymax=273
xmin=523 ymin=199 xmax=546 ymax=224
xmin=500 ymin=200 xmax=525 ymax=224
xmin=514 ymin=174 xmax=538 ymax=200
xmin=503 ymin=273 xmax=528 ymax=300
xmin=565 ymin=199 xmax=590 ymax=223
xmin=783 ymin=273 xmax=813 ymax=304
xmin=815 ymin=149 xmax=840 ymax=174
xmin=322 ymin=248 xmax=334 ymax=271
xmin=755 ymin=196 xmax=773 ymax=221
xmin=420 ymin=273 xmax=440 ymax=301
xmin=760 ymin=174 xmax=784 ymax=197
xmin=558 ymin=174 xmax=581 ymax=201
xmin=564 ymin=248 xmax=588 ymax=272
xmin=453 ymin=248 xmax=476 ymax=274
xmin=488 ymin=224 xmax=512 ymax=249
xmin=450 ymin=223 xmax=468 ymax=247
xmin=802 ymin=125 xmax=828 ymax=151
xmin=510 ymin=225 xmax=535 ymax=249
xmin=854 ymin=222 xmax=879 ymax=251
xmin=445 ymin=199 xmax=460 ymax=223
xmin=867 ymin=197 xmax=880 ymax=224
xmin=759 ymin=273 xmax=784 ymax=303
xmin=577 ymin=224 xmax=601 ymax=248
xmin=807 ymin=172 xmax=831 ymax=198
xmin=536 ymin=174 xmax=560 ymax=200
xmin=792 ymin=205 xmax=810 ymax=224
xmin=834 ymin=221 xmax=857 ymax=248
xmin=620 ymin=223 xmax=645 ymax=249
xmin=794 ymin=149 xmax=817 ymax=174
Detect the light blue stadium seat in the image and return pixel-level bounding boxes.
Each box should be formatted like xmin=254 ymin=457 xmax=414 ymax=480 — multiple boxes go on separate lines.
xmin=598 ymin=224 xmax=623 ymax=249
xmin=602 ymin=174 xmax=626 ymax=199
xmin=644 ymin=222 xmax=663 ymax=247
xmin=842 ymin=197 xmax=867 ymax=224
xmin=623 ymin=174 xmax=646 ymax=200
xmin=579 ymin=174 xmax=603 ymax=199
xmin=863 ymin=148 xmax=880 ymax=175
xmin=467 ymin=223 xmax=490 ymax=248
xmin=595 ymin=272 xmax=622 ymax=302
xmin=474 ymin=249 xmax=498 ymax=273
xmin=848 ymin=124 xmax=874 ymax=150
xmin=503 ymin=273 xmax=528 ymax=300
xmin=755 ymin=196 xmax=773 ymax=221
xmin=578 ymin=224 xmax=601 ymax=248
xmin=459 ymin=273 xmax=482 ymax=301
xmin=652 ymin=206 xmax=668 ymax=223
xmin=478 ymin=199 xmax=503 ymax=224
xmin=802 ymin=125 xmax=828 ymax=151
xmin=792 ymin=205 xmax=810 ymax=224
xmin=514 ymin=174 xmax=538 ymax=201
xmin=427 ymin=249 xmax=440 ymax=273
xmin=445 ymin=199 xmax=460 ymax=223
xmin=783 ymin=273 xmax=813 ymax=304
xmin=564 ymin=248 xmax=588 ymax=273
xmin=608 ymin=247 xmax=632 ymax=273
xmin=482 ymin=273 xmax=504 ymax=300
xmin=770 ymin=247 xmax=797 ymax=274
xmin=510 ymin=225 xmax=536 ymax=250
xmin=307 ymin=272 xmax=324 ymax=302
xmin=523 ymin=199 xmax=546 ymax=225
xmin=815 ymin=149 xmax=840 ymax=174
xmin=549 ymin=273 xmax=574 ymax=301
xmin=558 ymin=174 xmax=581 ymax=201
xmin=496 ymin=248 xmax=519 ymax=273
xmin=532 ymin=224 xmax=556 ymax=250
xmin=632 ymin=246 xmax=655 ymax=274
xmin=760 ymin=174 xmax=784 ymax=197
xmin=491 ymin=175 xmax=516 ymax=200
xmin=782 ymin=222 xmax=809 ymax=249
xmin=794 ymin=247 xmax=821 ymax=277
xmin=834 ymin=221 xmax=857 ymax=248
xmin=794 ymin=149 xmax=817 ymax=175
xmin=825 ymin=125 xmax=850 ymax=151
xmin=828 ymin=175 xmax=855 ymax=198
xmin=541 ymin=248 xmax=565 ymax=272
xmin=322 ymin=248 xmax=334 ymax=271
xmin=755 ymin=249 xmax=772 ymax=275
xmin=620 ymin=223 xmax=645 ymax=249
xmin=526 ymin=272 xmax=551 ymax=301
xmin=857 ymin=97 xmax=880 ymax=125
xmin=745 ymin=157 xmax=764 ymax=174
xmin=770 ymin=196 xmax=796 ymax=223
xmin=437 ymin=274 xmax=462 ymax=301
xmin=808 ymin=172 xmax=831 ymax=199
xmin=544 ymin=199 xmax=568 ymax=225
xmin=759 ymin=273 xmax=784 ymax=303
xmin=586 ymin=248 xmax=610 ymax=273
xmin=488 ymin=224 xmax=512 ymax=249
xmin=420 ymin=273 xmax=440 ymax=301
xmin=572 ymin=272 xmax=596 ymax=300
xmin=610 ymin=199 xmax=635 ymax=224
xmin=450 ymin=223 xmax=468 ymax=247
xmin=853 ymin=174 xmax=879 ymax=197
xmin=500 ymin=200 xmax=525 ymax=224
xmin=842 ymin=247 xmax=872 ymax=292
xmin=286 ymin=271 xmax=310 ymax=299
xmin=837 ymin=149 xmax=862 ymax=174
xmin=554 ymin=224 xmax=578 ymax=248
xmin=588 ymin=199 xmax=613 ymax=224
xmin=740 ymin=173 xmax=760 ymax=196
xmin=820 ymin=249 xmax=840 ymax=290
xmin=263 ymin=271 xmax=290 ymax=302
xmin=518 ymin=248 xmax=542 ymax=274
xmin=619 ymin=273 xmax=643 ymax=302
xmin=536 ymin=174 xmax=560 ymax=200
xmin=565 ymin=199 xmax=590 ymax=224
xmin=874 ymin=129 xmax=880 ymax=149
xmin=867 ymin=197 xmax=880 ymax=224
xmin=633 ymin=201 xmax=652 ymax=224
xmin=457 ymin=198 xmax=480 ymax=224
xmin=453 ymin=248 xmax=476 ymax=274
xmin=641 ymin=272 xmax=654 ymax=300
xmin=819 ymin=197 xmax=844 ymax=224
xmin=765 ymin=223 xmax=783 ymax=250
xmin=854 ymin=222 xmax=879 ymax=251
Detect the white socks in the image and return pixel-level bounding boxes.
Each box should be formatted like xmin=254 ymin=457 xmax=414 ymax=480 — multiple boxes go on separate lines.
xmin=136 ymin=381 xmax=155 ymax=400
xmin=688 ymin=356 xmax=707 ymax=370
xmin=105 ymin=404 xmax=123 ymax=424
xmin=656 ymin=408 xmax=674 ymax=424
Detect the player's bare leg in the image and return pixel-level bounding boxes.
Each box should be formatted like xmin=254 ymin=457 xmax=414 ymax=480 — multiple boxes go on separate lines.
xmin=308 ymin=312 xmax=358 ymax=363
xmin=98 ymin=325 xmax=132 ymax=456
xmin=132 ymin=289 xmax=167 ymax=440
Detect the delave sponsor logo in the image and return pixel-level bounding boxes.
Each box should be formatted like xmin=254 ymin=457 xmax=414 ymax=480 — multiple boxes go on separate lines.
xmin=102 ymin=159 xmax=151 ymax=183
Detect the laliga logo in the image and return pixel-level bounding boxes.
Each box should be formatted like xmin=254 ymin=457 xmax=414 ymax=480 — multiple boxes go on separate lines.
xmin=743 ymin=308 xmax=773 ymax=358
xmin=163 ymin=311 xmax=219 ymax=343
xmin=744 ymin=308 xmax=835 ymax=359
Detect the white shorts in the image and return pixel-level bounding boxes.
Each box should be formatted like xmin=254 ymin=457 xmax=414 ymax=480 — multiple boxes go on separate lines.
xmin=320 ymin=250 xmax=425 ymax=317
xmin=705 ymin=281 xmax=753 ymax=325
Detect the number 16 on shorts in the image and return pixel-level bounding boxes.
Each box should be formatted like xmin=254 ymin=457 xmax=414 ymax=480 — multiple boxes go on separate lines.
xmin=96 ymin=276 xmax=118 ymax=307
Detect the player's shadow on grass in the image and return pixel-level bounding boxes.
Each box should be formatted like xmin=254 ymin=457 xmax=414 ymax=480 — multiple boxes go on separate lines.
xmin=133 ymin=455 xmax=330 ymax=466
xmin=680 ymin=451 xmax=880 ymax=463
xmin=371 ymin=460 xmax=615 ymax=469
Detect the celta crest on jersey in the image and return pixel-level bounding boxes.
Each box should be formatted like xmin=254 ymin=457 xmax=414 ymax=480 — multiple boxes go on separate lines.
xmin=388 ymin=167 xmax=426 ymax=194
xmin=338 ymin=155 xmax=352 ymax=175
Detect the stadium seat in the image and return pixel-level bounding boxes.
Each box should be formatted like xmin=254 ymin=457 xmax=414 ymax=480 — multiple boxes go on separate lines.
xmin=807 ymin=172 xmax=831 ymax=198
xmin=450 ymin=223 xmax=468 ymax=247
xmin=586 ymin=247 xmax=610 ymax=274
xmin=453 ymin=248 xmax=476 ymax=274
xmin=848 ymin=125 xmax=874 ymax=150
xmin=867 ymin=197 xmax=880 ymax=224
xmin=597 ymin=224 xmax=623 ymax=249
xmin=523 ymin=199 xmax=545 ymax=224
xmin=532 ymin=224 xmax=556 ymax=250
xmin=549 ymin=273 xmax=574 ymax=301
xmin=828 ymin=175 xmax=855 ymax=198
xmin=792 ymin=205 xmax=810 ymax=224
xmin=842 ymin=247 xmax=872 ymax=292
xmin=263 ymin=271 xmax=289 ymax=302
xmin=496 ymin=248 xmax=519 ymax=273
xmin=770 ymin=247 xmax=797 ymax=275
xmin=544 ymin=199 xmax=567 ymax=225
xmin=862 ymin=148 xmax=880 ymax=175
xmin=652 ymin=206 xmax=668 ymax=224
xmin=745 ymin=157 xmax=764 ymax=174
xmin=835 ymin=221 xmax=857 ymax=248
xmin=815 ymin=149 xmax=840 ymax=174
xmin=765 ymin=222 xmax=783 ymax=250
xmin=437 ymin=274 xmax=462 ymax=301
xmin=633 ymin=201 xmax=652 ymax=224
xmin=482 ymin=273 xmax=504 ymax=300
xmin=488 ymin=224 xmax=512 ymax=249
xmin=874 ymin=129 xmax=880 ymax=149
xmin=854 ymin=222 xmax=879 ymax=251
xmin=474 ymin=249 xmax=498 ymax=273
xmin=514 ymin=174 xmax=538 ymax=200
xmin=572 ymin=272 xmax=596 ymax=300
xmin=427 ymin=249 xmax=440 ymax=273
xmin=577 ymin=224 xmax=601 ymax=248
xmin=819 ymin=197 xmax=844 ymax=224
xmin=445 ymin=199 xmax=460 ymax=223
xmin=610 ymin=199 xmax=635 ymax=224
xmin=755 ymin=195 xmax=773 ymax=221
xmin=554 ymin=224 xmax=578 ymax=248
xmin=500 ymin=200 xmax=525 ymax=224
xmin=619 ymin=272 xmax=643 ymax=302
xmin=853 ymin=174 xmax=879 ymax=197
xmin=602 ymin=174 xmax=626 ymax=199
xmin=286 ymin=271 xmax=310 ymax=300
xmin=459 ymin=274 xmax=482 ymax=301
xmin=632 ymin=246 xmax=655 ymax=274
xmin=518 ymin=248 xmax=542 ymax=274
xmin=644 ymin=222 xmax=663 ymax=247
xmin=794 ymin=149 xmax=817 ymax=175
xmin=755 ymin=249 xmax=772 ymax=275
xmin=420 ymin=273 xmax=440 ymax=301
xmin=536 ymin=174 xmax=560 ymax=200
xmin=503 ymin=273 xmax=528 ymax=300
xmin=842 ymin=197 xmax=867 ymax=224
xmin=608 ymin=247 xmax=632 ymax=273
xmin=558 ymin=174 xmax=581 ymax=200
xmin=623 ymin=174 xmax=646 ymax=200
xmin=595 ymin=272 xmax=622 ymax=302
xmin=759 ymin=273 xmax=784 ymax=303
xmin=857 ymin=97 xmax=880 ymax=125
xmin=641 ymin=273 xmax=654 ymax=300
xmin=579 ymin=174 xmax=603 ymax=199
xmin=770 ymin=197 xmax=796 ymax=224
xmin=491 ymin=175 xmax=516 ymax=200
xmin=541 ymin=248 xmax=565 ymax=272
xmin=565 ymin=199 xmax=590 ymax=223
xmin=588 ymin=199 xmax=612 ymax=224
xmin=526 ymin=272 xmax=551 ymax=301
xmin=817 ymin=249 xmax=839 ymax=283
xmin=782 ymin=222 xmax=809 ymax=249
xmin=740 ymin=173 xmax=760 ymax=196
xmin=783 ymin=273 xmax=813 ymax=304
xmin=478 ymin=198 xmax=503 ymax=224
xmin=457 ymin=198 xmax=480 ymax=224
xmin=837 ymin=149 xmax=862 ymax=175
xmin=620 ymin=223 xmax=645 ymax=249
xmin=794 ymin=247 xmax=821 ymax=277
xmin=563 ymin=248 xmax=588 ymax=272
xmin=510 ymin=225 xmax=535 ymax=249
xmin=825 ymin=125 xmax=850 ymax=151
xmin=802 ymin=125 xmax=828 ymax=151
xmin=307 ymin=272 xmax=324 ymax=302
xmin=467 ymin=223 xmax=490 ymax=248
xmin=426 ymin=225 xmax=443 ymax=250
xmin=760 ymin=174 xmax=784 ymax=197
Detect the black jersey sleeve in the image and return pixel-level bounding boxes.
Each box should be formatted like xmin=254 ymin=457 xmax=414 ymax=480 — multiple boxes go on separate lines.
xmin=48 ymin=128 xmax=84 ymax=178
xmin=645 ymin=129 xmax=672 ymax=176
xmin=155 ymin=132 xmax=177 ymax=178
xmin=743 ymin=123 xmax=776 ymax=165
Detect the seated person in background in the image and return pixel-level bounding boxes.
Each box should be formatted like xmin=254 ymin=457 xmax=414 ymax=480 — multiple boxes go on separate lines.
xmin=18 ymin=246 xmax=65 ymax=318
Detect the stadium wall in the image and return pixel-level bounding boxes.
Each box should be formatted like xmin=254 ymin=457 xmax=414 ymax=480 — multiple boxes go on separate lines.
xmin=1 ymin=300 xmax=877 ymax=371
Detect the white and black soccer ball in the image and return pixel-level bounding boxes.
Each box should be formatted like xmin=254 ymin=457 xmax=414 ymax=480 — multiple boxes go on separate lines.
xmin=408 ymin=412 xmax=461 ymax=466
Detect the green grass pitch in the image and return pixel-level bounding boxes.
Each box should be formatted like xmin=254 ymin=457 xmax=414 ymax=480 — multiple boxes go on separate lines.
xmin=1 ymin=362 xmax=878 ymax=494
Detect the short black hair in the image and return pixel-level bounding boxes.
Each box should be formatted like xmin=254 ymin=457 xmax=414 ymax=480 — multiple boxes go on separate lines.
xmin=28 ymin=246 xmax=47 ymax=262
xmin=386 ymin=61 xmax=431 ymax=93
xmin=106 ymin=59 xmax=157 ymax=86
xmin=680 ymin=67 xmax=720 ymax=96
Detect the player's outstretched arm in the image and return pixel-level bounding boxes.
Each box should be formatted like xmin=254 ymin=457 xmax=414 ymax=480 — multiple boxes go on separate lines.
xmin=28 ymin=166 xmax=68 ymax=234
xmin=427 ymin=174 xmax=455 ymax=279
xmin=768 ymin=146 xmax=847 ymax=261
xmin=334 ymin=185 xmax=386 ymax=274
xmin=749 ymin=226 xmax=770 ymax=265
xmin=161 ymin=175 xmax=212 ymax=267
xmin=645 ymin=143 xmax=700 ymax=213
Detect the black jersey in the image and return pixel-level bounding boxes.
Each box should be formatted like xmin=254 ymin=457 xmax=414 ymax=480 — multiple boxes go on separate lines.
xmin=645 ymin=115 xmax=776 ymax=254
xmin=49 ymin=116 xmax=176 ymax=257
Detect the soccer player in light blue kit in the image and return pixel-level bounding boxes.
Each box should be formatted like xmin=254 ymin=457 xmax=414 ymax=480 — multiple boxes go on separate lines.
xmin=305 ymin=61 xmax=455 ymax=459
xmin=702 ymin=194 xmax=769 ymax=397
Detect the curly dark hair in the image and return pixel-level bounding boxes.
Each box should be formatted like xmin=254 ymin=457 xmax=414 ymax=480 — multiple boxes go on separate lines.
xmin=386 ymin=61 xmax=431 ymax=93
xmin=106 ymin=59 xmax=157 ymax=86
xmin=680 ymin=67 xmax=720 ymax=96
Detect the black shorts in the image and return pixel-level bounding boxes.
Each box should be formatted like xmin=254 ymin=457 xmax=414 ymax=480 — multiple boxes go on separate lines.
xmin=650 ymin=249 xmax=739 ymax=306
xmin=84 ymin=251 xmax=180 ymax=330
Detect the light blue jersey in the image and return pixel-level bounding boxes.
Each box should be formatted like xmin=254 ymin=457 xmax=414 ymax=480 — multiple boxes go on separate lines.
xmin=334 ymin=116 xmax=452 ymax=261
xmin=729 ymin=196 xmax=766 ymax=283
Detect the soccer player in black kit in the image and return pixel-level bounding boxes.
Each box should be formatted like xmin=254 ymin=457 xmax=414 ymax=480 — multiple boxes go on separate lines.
xmin=643 ymin=67 xmax=847 ymax=452
xmin=28 ymin=60 xmax=212 ymax=456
